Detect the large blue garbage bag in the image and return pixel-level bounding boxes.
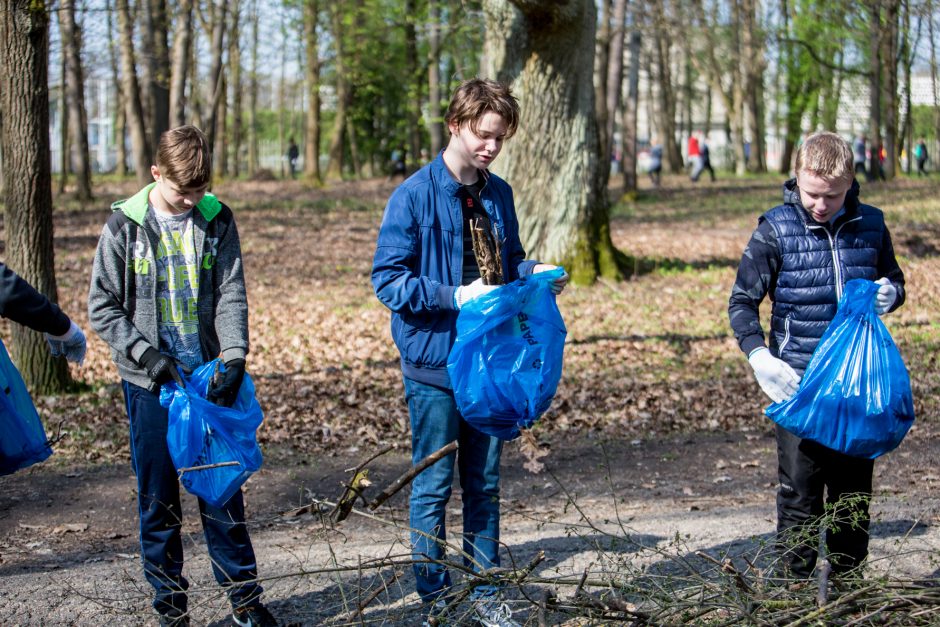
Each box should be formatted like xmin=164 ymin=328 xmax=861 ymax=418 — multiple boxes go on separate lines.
xmin=765 ymin=279 xmax=915 ymax=458
xmin=0 ymin=339 xmax=52 ymax=475
xmin=447 ymin=268 xmax=567 ymax=440
xmin=160 ymin=359 xmax=264 ymax=507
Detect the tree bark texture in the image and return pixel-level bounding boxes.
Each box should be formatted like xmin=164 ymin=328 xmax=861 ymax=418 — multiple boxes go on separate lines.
xmin=205 ymin=1 xmax=228 ymax=166
xmin=303 ymin=0 xmax=321 ymax=182
xmin=621 ymin=27 xmax=640 ymax=194
xmin=868 ymin=0 xmax=884 ymax=180
xmin=228 ymin=0 xmax=243 ymax=178
xmin=59 ymin=0 xmax=93 ymax=200
xmin=880 ymin=0 xmax=900 ymax=179
xmin=481 ymin=0 xmax=626 ymax=283
xmin=326 ymin=3 xmax=350 ymax=181
xmin=148 ymin=0 xmax=171 ymax=144
xmin=0 ymin=1 xmax=72 ymax=393
xmin=426 ymin=0 xmax=444 ymax=156
xmin=106 ymin=0 xmax=127 ymax=176
xmin=169 ymin=0 xmax=193 ymax=129
xmin=247 ymin=0 xmax=259 ymax=176
xmin=117 ymin=0 xmax=152 ymax=187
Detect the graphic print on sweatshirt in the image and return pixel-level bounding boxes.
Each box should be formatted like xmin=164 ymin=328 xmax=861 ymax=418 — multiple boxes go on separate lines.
xmin=153 ymin=208 xmax=202 ymax=370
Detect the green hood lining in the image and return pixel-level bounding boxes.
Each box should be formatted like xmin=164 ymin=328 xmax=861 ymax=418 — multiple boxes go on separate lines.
xmin=110 ymin=183 xmax=222 ymax=224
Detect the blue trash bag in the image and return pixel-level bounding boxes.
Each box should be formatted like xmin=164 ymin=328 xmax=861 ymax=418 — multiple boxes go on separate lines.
xmin=447 ymin=267 xmax=567 ymax=440
xmin=0 ymin=338 xmax=52 ymax=475
xmin=160 ymin=359 xmax=264 ymax=507
xmin=765 ymin=278 xmax=915 ymax=458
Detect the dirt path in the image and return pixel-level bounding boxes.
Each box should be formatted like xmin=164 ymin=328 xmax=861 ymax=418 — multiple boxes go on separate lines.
xmin=1 ymin=428 xmax=937 ymax=625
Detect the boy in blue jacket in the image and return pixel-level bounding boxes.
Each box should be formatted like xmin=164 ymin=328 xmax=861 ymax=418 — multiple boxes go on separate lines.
xmin=728 ymin=131 xmax=906 ymax=581
xmin=372 ymin=79 xmax=566 ymax=626
xmin=89 ymin=126 xmax=276 ymax=627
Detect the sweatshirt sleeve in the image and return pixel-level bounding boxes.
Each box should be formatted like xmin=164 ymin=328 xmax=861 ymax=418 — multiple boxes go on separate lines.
xmin=212 ymin=207 xmax=249 ymax=363
xmin=0 ymin=262 xmax=71 ymax=335
xmin=728 ymin=219 xmax=780 ymax=356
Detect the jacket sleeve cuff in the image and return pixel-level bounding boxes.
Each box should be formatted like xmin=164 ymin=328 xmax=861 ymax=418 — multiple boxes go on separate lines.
xmin=437 ymin=285 xmax=458 ymax=311
xmin=130 ymin=341 xmax=153 ymax=364
xmin=221 ymin=347 xmax=247 ymax=363
xmin=740 ymin=336 xmax=766 ymax=357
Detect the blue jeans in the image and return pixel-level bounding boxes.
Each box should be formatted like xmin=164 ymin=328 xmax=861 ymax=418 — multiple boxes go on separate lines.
xmin=122 ymin=381 xmax=262 ymax=616
xmin=403 ymin=377 xmax=503 ymax=603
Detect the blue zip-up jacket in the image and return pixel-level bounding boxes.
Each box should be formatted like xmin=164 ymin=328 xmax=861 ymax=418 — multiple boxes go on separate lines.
xmin=729 ymin=178 xmax=905 ymax=374
xmin=372 ymin=154 xmax=538 ymax=388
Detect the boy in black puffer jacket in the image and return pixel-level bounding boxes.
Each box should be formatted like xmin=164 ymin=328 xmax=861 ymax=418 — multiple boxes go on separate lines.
xmin=728 ymin=131 xmax=906 ymax=581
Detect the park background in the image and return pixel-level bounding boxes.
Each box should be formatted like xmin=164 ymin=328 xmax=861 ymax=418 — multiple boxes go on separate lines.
xmin=0 ymin=1 xmax=939 ymax=624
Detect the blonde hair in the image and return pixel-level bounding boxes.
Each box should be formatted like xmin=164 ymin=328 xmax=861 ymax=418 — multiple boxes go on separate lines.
xmin=444 ymin=78 xmax=520 ymax=139
xmin=795 ymin=131 xmax=854 ymax=183
xmin=155 ymin=125 xmax=211 ymax=189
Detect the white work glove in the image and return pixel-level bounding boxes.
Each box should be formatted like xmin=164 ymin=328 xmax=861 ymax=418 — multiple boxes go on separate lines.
xmin=874 ymin=277 xmax=897 ymax=315
xmin=45 ymin=320 xmax=87 ymax=366
xmin=533 ymin=263 xmax=569 ymax=295
xmin=454 ymin=277 xmax=498 ymax=309
xmin=748 ymin=347 xmax=800 ymax=404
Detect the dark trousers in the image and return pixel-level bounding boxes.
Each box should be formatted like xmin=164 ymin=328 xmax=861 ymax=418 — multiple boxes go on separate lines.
xmin=123 ymin=381 xmax=262 ymax=616
xmin=775 ymin=425 xmax=874 ymax=578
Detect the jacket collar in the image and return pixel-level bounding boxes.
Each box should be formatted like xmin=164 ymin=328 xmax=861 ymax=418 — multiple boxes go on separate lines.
xmin=111 ymin=182 xmax=223 ymax=225
xmin=430 ymin=152 xmax=490 ymax=197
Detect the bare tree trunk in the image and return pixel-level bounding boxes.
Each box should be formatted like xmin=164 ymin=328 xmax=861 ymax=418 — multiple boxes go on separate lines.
xmin=149 ymin=0 xmax=170 ymax=142
xmin=229 ymin=0 xmax=243 ymax=178
xmin=651 ymin=5 xmax=682 ymax=172
xmin=117 ymin=0 xmax=153 ymax=187
xmin=188 ymin=23 xmax=202 ymax=130
xmin=605 ymin=0 xmax=627 ymax=168
xmin=169 ymin=0 xmax=193 ymax=129
xmin=882 ymin=0 xmax=901 ymax=179
xmin=107 ymin=0 xmax=127 ymax=177
xmin=929 ymin=0 xmax=940 ymax=159
xmin=595 ymin=0 xmax=611 ymax=165
xmin=326 ymin=3 xmax=350 ymax=181
xmin=215 ymin=73 xmax=228 ymax=176
xmin=621 ymin=24 xmax=640 ymax=194
xmin=427 ymin=0 xmax=444 ymax=157
xmin=57 ymin=53 xmax=69 ymax=194
xmin=205 ymin=1 xmax=228 ymax=161
xmin=482 ymin=0 xmax=628 ymax=283
xmin=405 ymin=0 xmax=422 ymax=169
xmin=303 ymin=0 xmax=321 ymax=181
xmin=60 ymin=0 xmax=93 ymax=200
xmin=869 ymin=0 xmax=885 ymax=180
xmin=741 ymin=0 xmax=766 ymax=172
xmin=0 ymin=1 xmax=72 ymax=393
xmin=247 ymin=0 xmax=259 ymax=176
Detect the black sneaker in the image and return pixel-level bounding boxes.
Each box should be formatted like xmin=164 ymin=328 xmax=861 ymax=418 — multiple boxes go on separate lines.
xmin=159 ymin=613 xmax=190 ymax=627
xmin=232 ymin=603 xmax=278 ymax=627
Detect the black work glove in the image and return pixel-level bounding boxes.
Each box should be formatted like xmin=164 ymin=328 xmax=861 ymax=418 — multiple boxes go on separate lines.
xmin=206 ymin=359 xmax=246 ymax=408
xmin=139 ymin=347 xmax=185 ymax=389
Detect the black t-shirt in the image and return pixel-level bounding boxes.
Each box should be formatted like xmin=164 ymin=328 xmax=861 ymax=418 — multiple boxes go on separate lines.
xmin=460 ymin=176 xmax=489 ymax=285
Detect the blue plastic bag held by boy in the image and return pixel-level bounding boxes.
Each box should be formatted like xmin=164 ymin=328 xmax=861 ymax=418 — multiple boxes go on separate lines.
xmin=765 ymin=279 xmax=914 ymax=458
xmin=0 ymin=338 xmax=52 ymax=475
xmin=447 ymin=267 xmax=567 ymax=440
xmin=160 ymin=359 xmax=264 ymax=507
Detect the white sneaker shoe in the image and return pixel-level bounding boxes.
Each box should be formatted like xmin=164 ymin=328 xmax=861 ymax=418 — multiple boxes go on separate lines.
xmin=473 ymin=597 xmax=519 ymax=627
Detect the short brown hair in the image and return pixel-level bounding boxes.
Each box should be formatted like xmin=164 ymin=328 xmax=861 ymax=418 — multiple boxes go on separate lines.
xmin=795 ymin=131 xmax=854 ymax=183
xmin=155 ymin=125 xmax=211 ymax=189
xmin=444 ymin=78 xmax=520 ymax=139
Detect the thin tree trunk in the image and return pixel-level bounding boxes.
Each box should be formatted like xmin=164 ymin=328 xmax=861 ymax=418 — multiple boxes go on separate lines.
xmin=602 ymin=0 xmax=627 ymax=183
xmin=57 ymin=52 xmax=68 ymax=194
xmin=869 ymin=0 xmax=884 ymax=180
xmin=247 ymin=0 xmax=259 ymax=176
xmin=215 ymin=73 xmax=227 ymax=176
xmin=427 ymin=0 xmax=443 ymax=157
xmin=149 ymin=0 xmax=170 ymax=142
xmin=60 ymin=0 xmax=93 ymax=200
xmin=0 ymin=1 xmax=72 ymax=393
xmin=652 ymin=8 xmax=681 ymax=172
xmin=326 ymin=3 xmax=350 ymax=181
xmin=405 ymin=0 xmax=422 ymax=169
xmin=229 ymin=0 xmax=243 ymax=178
xmin=595 ymin=0 xmax=611 ymax=165
xmin=621 ymin=26 xmax=640 ymax=194
xmin=107 ymin=0 xmax=127 ymax=176
xmin=169 ymin=0 xmax=193 ymax=129
xmin=929 ymin=0 xmax=940 ymax=160
xmin=205 ymin=1 xmax=228 ymax=160
xmin=117 ymin=0 xmax=153 ymax=187
xmin=881 ymin=0 xmax=901 ymax=178
xmin=303 ymin=0 xmax=321 ymax=181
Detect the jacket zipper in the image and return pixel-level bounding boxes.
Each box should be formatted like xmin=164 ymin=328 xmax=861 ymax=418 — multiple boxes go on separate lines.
xmin=807 ymin=216 xmax=861 ymax=301
xmin=779 ymin=314 xmax=791 ymax=355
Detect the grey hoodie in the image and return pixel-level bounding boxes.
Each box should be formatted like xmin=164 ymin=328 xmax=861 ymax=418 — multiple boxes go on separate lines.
xmin=89 ymin=183 xmax=249 ymax=390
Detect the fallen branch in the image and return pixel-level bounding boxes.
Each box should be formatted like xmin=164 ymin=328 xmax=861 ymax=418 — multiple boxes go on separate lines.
xmin=177 ymin=460 xmax=240 ymax=477
xmin=367 ymin=440 xmax=458 ymax=511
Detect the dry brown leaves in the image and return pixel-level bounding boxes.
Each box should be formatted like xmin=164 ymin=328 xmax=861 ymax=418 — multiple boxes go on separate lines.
xmin=3 ymin=176 xmax=937 ymax=467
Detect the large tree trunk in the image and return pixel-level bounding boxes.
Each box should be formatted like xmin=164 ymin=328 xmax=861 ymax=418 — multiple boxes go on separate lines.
xmin=0 ymin=1 xmax=72 ymax=393
xmin=303 ymin=0 xmax=321 ymax=182
xmin=59 ymin=0 xmax=93 ymax=200
xmin=169 ymin=0 xmax=193 ymax=129
xmin=482 ymin=0 xmax=628 ymax=283
xmin=426 ymin=0 xmax=444 ymax=157
xmin=117 ymin=0 xmax=153 ymax=187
